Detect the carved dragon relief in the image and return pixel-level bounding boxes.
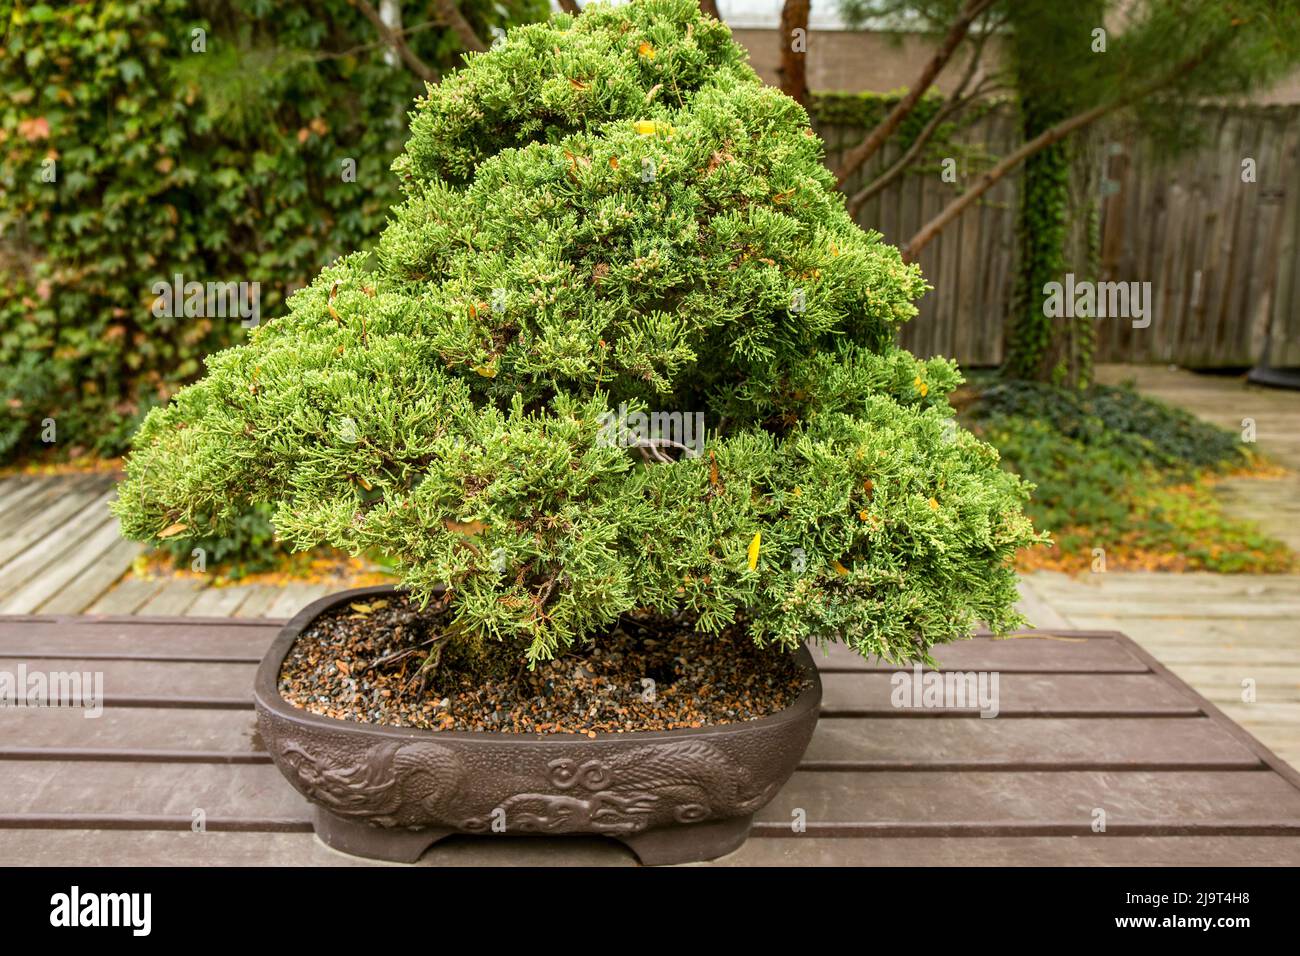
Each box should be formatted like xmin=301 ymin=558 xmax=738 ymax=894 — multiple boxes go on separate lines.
xmin=275 ymin=735 xmax=777 ymax=834
xmin=461 ymin=739 xmax=779 ymax=834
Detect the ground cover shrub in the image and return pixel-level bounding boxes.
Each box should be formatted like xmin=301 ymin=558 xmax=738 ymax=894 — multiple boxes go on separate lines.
xmin=964 ymin=376 xmax=1292 ymax=572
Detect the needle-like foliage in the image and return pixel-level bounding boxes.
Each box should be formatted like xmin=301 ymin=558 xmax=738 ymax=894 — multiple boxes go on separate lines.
xmin=114 ymin=0 xmax=1045 ymax=667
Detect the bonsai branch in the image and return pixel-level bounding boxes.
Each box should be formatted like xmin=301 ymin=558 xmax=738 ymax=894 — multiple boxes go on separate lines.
xmin=628 ymin=436 xmax=693 ymax=464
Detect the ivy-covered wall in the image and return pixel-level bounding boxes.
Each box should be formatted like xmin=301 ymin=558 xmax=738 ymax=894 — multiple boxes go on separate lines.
xmin=0 ymin=0 xmax=546 ymax=462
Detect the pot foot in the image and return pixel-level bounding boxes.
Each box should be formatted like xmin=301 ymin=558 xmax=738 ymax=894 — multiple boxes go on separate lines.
xmin=312 ymin=806 xmax=451 ymax=863
xmin=616 ymin=814 xmax=753 ymax=866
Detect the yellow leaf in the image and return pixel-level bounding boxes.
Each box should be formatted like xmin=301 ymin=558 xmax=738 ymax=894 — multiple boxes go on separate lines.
xmin=357 ymin=476 xmax=373 ymax=491
xmin=349 ymin=602 xmax=372 ymax=614
xmin=832 ymin=560 xmax=849 ymax=575
xmin=929 ymin=497 xmax=940 ymax=510
xmin=445 ymin=518 xmax=489 ymax=536
xmin=635 ymin=120 xmax=656 ymax=136
xmin=158 ymin=522 xmax=187 ymax=539
xmin=474 ymin=363 xmax=497 ymax=378
xmin=747 ymin=531 xmax=761 ymax=570
xmin=638 ymin=41 xmax=656 ymax=60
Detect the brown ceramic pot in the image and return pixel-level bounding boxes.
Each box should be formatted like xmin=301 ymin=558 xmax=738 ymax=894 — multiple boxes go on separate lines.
xmin=254 ymin=585 xmax=821 ymax=865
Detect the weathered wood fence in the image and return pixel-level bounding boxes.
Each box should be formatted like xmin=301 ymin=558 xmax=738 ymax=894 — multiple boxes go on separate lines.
xmin=818 ymin=104 xmax=1300 ymax=369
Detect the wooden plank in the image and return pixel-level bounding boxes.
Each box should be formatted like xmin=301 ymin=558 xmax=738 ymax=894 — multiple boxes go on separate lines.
xmin=1114 ymin=633 xmax=1300 ymax=788
xmin=0 ymin=515 xmax=128 ymax=614
xmin=1015 ymin=578 xmax=1071 ymax=629
xmin=719 ymin=835 xmax=1300 ymax=866
xmin=2 ymin=829 xmax=1297 ymax=867
xmin=0 ymin=493 xmax=116 ymax=602
xmin=4 ymin=707 xmax=1237 ymax=769
xmin=0 ymin=617 xmax=279 ymax=660
xmin=265 ymin=584 xmax=329 ymax=620
xmin=1028 ymin=570 xmax=1300 ymax=598
xmin=821 ymin=671 xmax=1200 ymax=716
xmin=814 ymin=634 xmax=1148 ymax=672
xmin=804 ymin=717 xmax=1260 ymax=770
xmin=233 ymin=586 xmax=283 ymax=619
xmin=0 ymin=761 xmax=310 ymax=820
xmin=0 ymin=478 xmax=103 ymax=566
xmin=753 ymin=769 xmax=1300 ymax=833
xmin=36 ymin=537 xmax=143 ymax=615
xmin=2 ymin=763 xmax=1296 ymax=834
xmin=85 ymin=578 xmax=169 ymax=615
xmin=0 ymin=657 xmax=254 ymax=703
xmin=0 ymin=477 xmax=44 ymax=521
xmin=1047 ymin=598 xmax=1300 ymax=620
xmin=0 ymin=707 xmax=262 ymax=758
xmin=0 ymin=475 xmax=91 ymax=532
xmin=185 ymin=585 xmax=257 ymax=618
xmin=135 ymin=578 xmax=205 ymax=617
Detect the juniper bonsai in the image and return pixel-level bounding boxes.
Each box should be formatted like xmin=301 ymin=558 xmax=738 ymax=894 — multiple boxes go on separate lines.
xmin=114 ymin=0 xmax=1045 ymax=668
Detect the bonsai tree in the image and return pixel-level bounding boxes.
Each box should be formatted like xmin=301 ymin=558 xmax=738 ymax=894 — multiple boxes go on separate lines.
xmin=114 ymin=0 xmax=1044 ymax=670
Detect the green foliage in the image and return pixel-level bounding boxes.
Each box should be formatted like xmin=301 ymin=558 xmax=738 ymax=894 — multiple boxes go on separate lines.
xmin=0 ymin=0 xmax=547 ymax=465
xmin=115 ymin=0 xmax=1046 ymax=667
xmin=155 ymin=501 xmax=281 ymax=575
xmin=966 ymin=377 xmax=1289 ymax=572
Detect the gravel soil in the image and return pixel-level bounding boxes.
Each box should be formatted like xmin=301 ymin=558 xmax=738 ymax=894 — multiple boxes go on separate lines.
xmin=278 ymin=594 xmax=810 ymax=736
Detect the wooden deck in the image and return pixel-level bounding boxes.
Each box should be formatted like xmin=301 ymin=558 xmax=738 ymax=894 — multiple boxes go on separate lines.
xmin=0 ymin=473 xmax=141 ymax=615
xmin=0 ymin=472 xmax=370 ymax=618
xmin=2 ymin=616 xmax=1299 ymax=865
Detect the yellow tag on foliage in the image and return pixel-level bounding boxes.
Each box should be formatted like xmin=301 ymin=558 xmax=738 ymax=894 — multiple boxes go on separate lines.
xmin=747 ymin=532 xmax=761 ymax=570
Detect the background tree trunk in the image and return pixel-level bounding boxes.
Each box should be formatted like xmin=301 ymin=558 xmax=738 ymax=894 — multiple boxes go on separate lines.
xmin=777 ymin=0 xmax=810 ymax=108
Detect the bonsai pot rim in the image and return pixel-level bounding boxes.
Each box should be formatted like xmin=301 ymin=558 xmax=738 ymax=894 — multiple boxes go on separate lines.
xmin=255 ymin=583 xmax=823 ymax=745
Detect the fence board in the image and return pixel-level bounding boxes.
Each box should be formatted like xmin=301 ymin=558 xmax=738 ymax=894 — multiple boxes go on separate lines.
xmin=818 ymin=103 xmax=1300 ymax=368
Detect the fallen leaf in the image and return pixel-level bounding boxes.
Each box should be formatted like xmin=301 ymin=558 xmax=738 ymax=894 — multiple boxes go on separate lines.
xmin=747 ymin=531 xmax=761 ymax=570
xmin=158 ymin=522 xmax=187 ymax=539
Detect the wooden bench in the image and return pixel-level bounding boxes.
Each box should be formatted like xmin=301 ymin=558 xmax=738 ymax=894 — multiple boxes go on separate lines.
xmin=2 ymin=615 xmax=1299 ymax=865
